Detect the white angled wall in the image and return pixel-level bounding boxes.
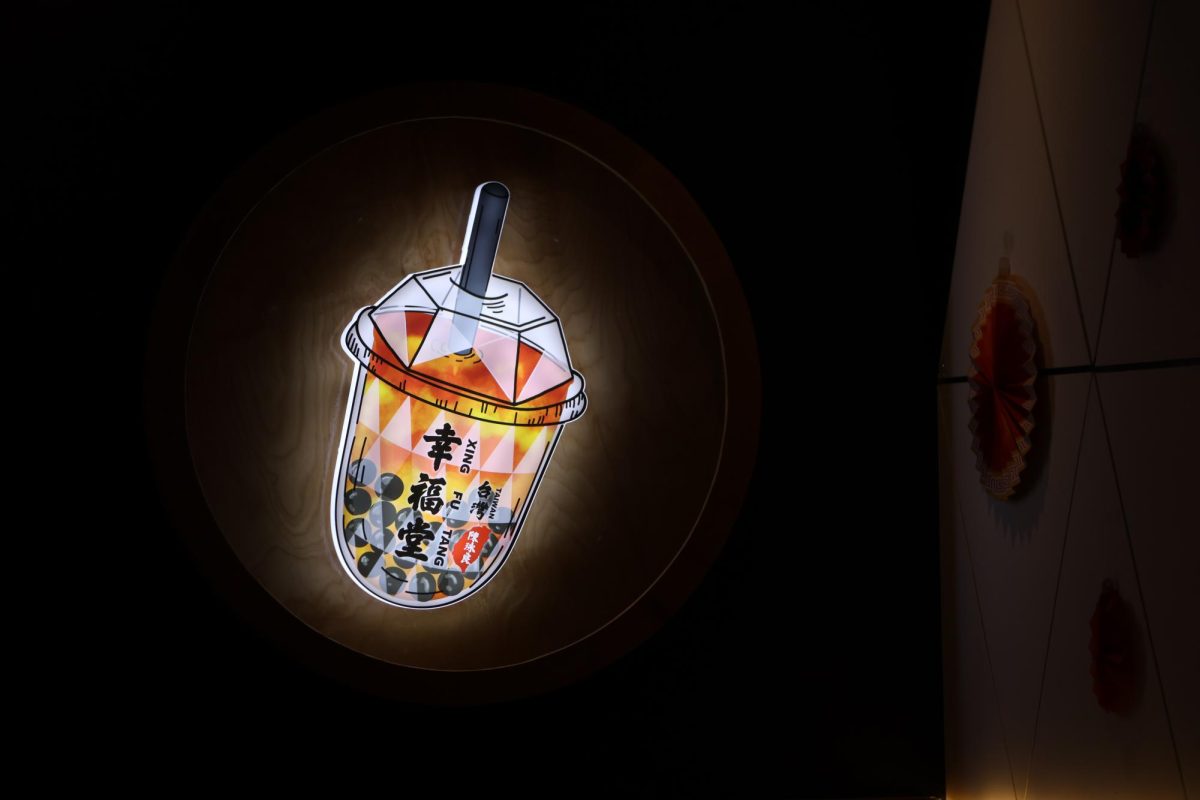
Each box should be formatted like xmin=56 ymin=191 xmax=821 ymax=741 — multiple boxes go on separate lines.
xmin=938 ymin=1 xmax=1199 ymax=798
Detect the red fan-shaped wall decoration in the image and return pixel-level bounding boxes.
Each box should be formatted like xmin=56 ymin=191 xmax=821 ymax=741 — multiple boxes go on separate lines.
xmin=1090 ymin=579 xmax=1141 ymax=715
xmin=968 ymin=259 xmax=1037 ymax=500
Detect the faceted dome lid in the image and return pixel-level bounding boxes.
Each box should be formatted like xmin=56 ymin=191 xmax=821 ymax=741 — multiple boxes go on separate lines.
xmin=366 ymin=266 xmax=574 ymax=405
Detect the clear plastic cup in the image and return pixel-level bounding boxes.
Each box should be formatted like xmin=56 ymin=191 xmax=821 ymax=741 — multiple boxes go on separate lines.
xmin=332 ymin=264 xmax=586 ymax=608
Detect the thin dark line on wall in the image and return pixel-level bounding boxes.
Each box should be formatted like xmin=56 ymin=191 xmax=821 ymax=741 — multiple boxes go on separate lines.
xmin=939 ymin=397 xmax=1020 ymax=800
xmin=1014 ymin=0 xmax=1093 ymax=364
xmin=1092 ymin=357 xmax=1200 ymax=373
xmin=1091 ymin=0 xmax=1160 ymax=364
xmin=936 ymin=356 xmax=1199 ymax=384
xmin=1041 ymin=365 xmax=1092 ymax=376
xmin=1094 ymin=381 xmax=1190 ymax=799
xmin=1020 ymin=375 xmax=1094 ymax=800
xmin=1092 ymin=231 xmax=1121 ymax=365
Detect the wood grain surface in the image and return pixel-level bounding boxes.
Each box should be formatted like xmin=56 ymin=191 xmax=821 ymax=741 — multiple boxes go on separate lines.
xmin=185 ymin=118 xmax=727 ymax=671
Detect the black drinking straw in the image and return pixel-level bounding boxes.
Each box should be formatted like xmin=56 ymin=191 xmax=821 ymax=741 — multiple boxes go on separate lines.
xmin=460 ymin=182 xmax=509 ymax=296
xmin=454 ymin=181 xmax=509 ymax=354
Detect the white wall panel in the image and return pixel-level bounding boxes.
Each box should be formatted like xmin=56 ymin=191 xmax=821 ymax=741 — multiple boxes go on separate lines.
xmin=1026 ymin=382 xmax=1183 ymax=800
xmin=940 ymin=0 xmax=1089 ymax=377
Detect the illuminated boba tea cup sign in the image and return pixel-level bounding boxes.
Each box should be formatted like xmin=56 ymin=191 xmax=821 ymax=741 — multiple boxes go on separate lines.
xmin=332 ymin=182 xmax=587 ymax=608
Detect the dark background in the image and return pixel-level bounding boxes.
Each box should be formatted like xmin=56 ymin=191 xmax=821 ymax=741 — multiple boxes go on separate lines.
xmin=21 ymin=3 xmax=988 ymax=795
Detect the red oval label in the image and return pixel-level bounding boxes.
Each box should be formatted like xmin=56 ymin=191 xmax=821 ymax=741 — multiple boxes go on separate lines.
xmin=452 ymin=526 xmax=490 ymax=571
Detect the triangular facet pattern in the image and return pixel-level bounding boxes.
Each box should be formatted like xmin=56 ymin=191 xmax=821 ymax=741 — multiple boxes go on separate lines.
xmin=359 ymin=378 xmax=381 ymax=433
xmin=376 ymin=382 xmax=406 ymax=435
xmin=380 ymin=398 xmax=413 ymax=449
xmin=517 ymin=348 xmax=571 ymax=403
xmin=408 ymin=403 xmax=443 ymax=452
xmin=513 ymin=428 xmax=549 ymax=475
xmin=481 ymin=427 xmax=515 ymax=474
xmin=473 ymin=326 xmax=519 ymax=402
xmin=412 ymin=308 xmax=474 ymax=366
xmin=523 ymin=320 xmax=569 ymax=369
xmin=413 ymin=269 xmax=457 ymax=308
xmin=371 ymin=310 xmax=409 ymax=365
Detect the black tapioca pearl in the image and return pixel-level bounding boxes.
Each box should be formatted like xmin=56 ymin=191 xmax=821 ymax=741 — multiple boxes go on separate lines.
xmin=369 ymin=501 xmax=397 ymax=528
xmin=356 ymin=545 xmax=383 ymax=577
xmin=366 ymin=523 xmax=394 ymax=551
xmin=377 ymin=473 xmax=404 ymax=501
xmin=391 ymin=548 xmax=419 ymax=568
xmin=344 ymin=517 xmax=371 ymax=547
xmin=344 ymin=488 xmax=372 ymax=515
xmin=489 ymin=521 xmax=511 ymax=535
xmin=481 ymin=534 xmax=498 ymax=557
xmin=348 ymin=458 xmax=377 ymax=487
xmin=412 ymin=571 xmax=436 ymax=601
xmin=383 ymin=566 xmax=407 ymax=595
xmin=437 ymin=571 xmax=464 ymax=596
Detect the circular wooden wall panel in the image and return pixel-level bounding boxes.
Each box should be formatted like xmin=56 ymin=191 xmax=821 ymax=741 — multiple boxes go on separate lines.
xmin=150 ymin=84 xmax=759 ymax=698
